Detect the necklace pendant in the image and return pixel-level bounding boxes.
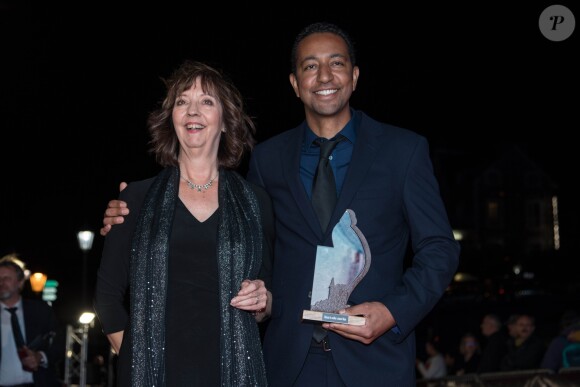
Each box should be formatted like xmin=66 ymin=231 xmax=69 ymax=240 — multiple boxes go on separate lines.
xmin=182 ymin=174 xmax=216 ymax=192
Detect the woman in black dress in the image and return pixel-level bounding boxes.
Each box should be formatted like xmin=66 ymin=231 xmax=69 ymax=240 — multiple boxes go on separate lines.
xmin=94 ymin=60 xmax=273 ymax=386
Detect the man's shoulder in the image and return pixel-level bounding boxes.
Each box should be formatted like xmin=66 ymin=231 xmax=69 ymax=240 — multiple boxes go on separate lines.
xmin=256 ymin=128 xmax=297 ymax=147
xmin=22 ymin=298 xmax=53 ymax=312
xmin=524 ymin=334 xmax=547 ymax=349
xmin=246 ymin=180 xmax=271 ymax=205
xmin=22 ymin=297 xmax=51 ymax=306
xmin=253 ymin=128 xmax=300 ymax=158
xmin=357 ymin=110 xmax=425 ymax=142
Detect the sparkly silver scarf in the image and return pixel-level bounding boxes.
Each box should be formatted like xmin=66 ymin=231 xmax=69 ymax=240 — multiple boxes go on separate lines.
xmin=130 ymin=166 xmax=268 ymax=386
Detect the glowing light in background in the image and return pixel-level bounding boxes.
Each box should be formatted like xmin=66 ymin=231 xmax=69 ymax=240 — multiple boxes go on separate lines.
xmin=552 ymin=196 xmax=560 ymax=250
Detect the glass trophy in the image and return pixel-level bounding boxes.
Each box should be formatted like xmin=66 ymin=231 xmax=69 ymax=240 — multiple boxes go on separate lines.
xmin=302 ymin=209 xmax=371 ymax=325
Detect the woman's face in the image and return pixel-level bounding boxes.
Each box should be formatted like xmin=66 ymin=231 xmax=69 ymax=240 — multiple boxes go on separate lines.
xmin=172 ymin=77 xmax=224 ymax=158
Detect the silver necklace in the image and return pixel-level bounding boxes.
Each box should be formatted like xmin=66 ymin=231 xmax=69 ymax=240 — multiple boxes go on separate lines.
xmin=181 ymin=174 xmax=217 ymax=192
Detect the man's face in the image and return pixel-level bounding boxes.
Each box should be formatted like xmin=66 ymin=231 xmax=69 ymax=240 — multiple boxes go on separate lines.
xmin=481 ymin=316 xmax=498 ymax=336
xmin=0 ymin=266 xmax=23 ymax=301
xmin=516 ymin=316 xmax=535 ymax=340
xmin=290 ymin=32 xmax=359 ymax=121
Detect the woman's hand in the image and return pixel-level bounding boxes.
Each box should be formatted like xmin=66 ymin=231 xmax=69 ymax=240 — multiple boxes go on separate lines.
xmin=230 ymin=279 xmax=272 ymax=322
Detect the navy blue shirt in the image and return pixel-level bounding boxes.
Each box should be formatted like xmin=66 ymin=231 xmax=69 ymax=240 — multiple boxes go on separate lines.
xmin=300 ymin=114 xmax=356 ymax=198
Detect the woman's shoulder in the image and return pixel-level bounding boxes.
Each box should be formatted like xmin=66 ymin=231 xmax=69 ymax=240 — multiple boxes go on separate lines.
xmin=126 ymin=176 xmax=157 ymax=190
xmin=119 ymin=176 xmax=157 ymax=203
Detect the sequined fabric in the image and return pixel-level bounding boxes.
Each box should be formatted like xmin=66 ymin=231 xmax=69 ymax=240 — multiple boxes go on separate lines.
xmin=129 ymin=166 xmax=267 ymax=386
xmin=217 ymin=169 xmax=267 ymax=386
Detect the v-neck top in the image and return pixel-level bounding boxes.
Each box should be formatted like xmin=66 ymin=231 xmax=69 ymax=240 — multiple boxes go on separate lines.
xmin=94 ymin=176 xmax=274 ymax=387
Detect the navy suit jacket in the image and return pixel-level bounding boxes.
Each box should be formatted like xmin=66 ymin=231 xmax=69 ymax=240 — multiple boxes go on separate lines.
xmin=0 ymin=298 xmax=62 ymax=387
xmin=247 ymin=110 xmax=460 ymax=387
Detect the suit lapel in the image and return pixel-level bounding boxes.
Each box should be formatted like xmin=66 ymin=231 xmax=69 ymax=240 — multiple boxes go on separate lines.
xmin=281 ymin=115 xmax=385 ymax=242
xmin=336 ymin=115 xmax=384 ymax=219
xmin=281 ymin=125 xmax=324 ymax=240
xmin=22 ymin=299 xmax=30 ymax=345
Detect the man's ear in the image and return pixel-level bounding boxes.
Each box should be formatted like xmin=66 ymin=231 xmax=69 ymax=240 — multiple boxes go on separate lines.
xmin=289 ymin=73 xmax=300 ymax=98
xmin=352 ymin=66 xmax=360 ymax=92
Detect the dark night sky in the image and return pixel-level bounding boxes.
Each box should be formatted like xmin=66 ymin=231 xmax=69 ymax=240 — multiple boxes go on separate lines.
xmin=0 ymin=4 xmax=577 ymax=330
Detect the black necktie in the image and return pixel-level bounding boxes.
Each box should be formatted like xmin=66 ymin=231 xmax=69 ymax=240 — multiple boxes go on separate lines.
xmin=312 ymin=136 xmax=343 ymax=232
xmin=311 ymin=136 xmax=342 ymax=343
xmin=6 ymin=307 xmax=25 ymax=349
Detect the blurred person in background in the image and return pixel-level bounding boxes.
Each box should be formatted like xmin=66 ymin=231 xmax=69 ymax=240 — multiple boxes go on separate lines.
xmin=506 ymin=313 xmax=520 ymax=340
xmin=0 ymin=255 xmax=62 ymax=387
xmin=500 ymin=314 xmax=545 ymax=371
xmin=541 ymin=309 xmax=580 ymax=372
xmin=417 ymin=339 xmax=447 ymax=380
xmin=450 ymin=333 xmax=481 ymax=375
xmin=478 ymin=313 xmax=508 ymax=373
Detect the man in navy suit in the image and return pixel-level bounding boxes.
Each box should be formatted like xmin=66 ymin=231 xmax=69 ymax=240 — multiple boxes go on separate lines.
xmin=0 ymin=256 xmax=62 ymax=387
xmin=100 ymin=22 xmax=459 ymax=387
xmin=246 ymin=22 xmax=459 ymax=386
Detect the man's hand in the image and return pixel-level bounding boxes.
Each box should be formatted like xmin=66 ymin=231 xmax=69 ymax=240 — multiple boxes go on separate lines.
xmin=322 ymin=301 xmax=395 ymax=344
xmin=100 ymin=182 xmax=129 ymax=236
xmin=19 ymin=347 xmax=42 ymax=371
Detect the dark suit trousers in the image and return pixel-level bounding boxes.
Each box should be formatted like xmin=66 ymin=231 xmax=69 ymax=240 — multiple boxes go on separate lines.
xmin=293 ymin=345 xmax=347 ymax=387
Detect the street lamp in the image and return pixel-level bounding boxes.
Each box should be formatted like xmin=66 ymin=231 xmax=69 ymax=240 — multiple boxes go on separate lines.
xmin=64 ymin=312 xmax=96 ymax=387
xmin=78 ymin=311 xmax=96 ymax=387
xmin=29 ymin=272 xmax=48 ymax=293
xmin=77 ymin=230 xmax=95 ymax=307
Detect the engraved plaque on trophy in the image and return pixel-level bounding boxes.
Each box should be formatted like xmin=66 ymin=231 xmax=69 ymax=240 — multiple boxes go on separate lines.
xmin=302 ymin=209 xmax=371 ymax=326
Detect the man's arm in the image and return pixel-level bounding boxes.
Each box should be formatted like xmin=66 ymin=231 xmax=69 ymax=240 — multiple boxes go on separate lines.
xmin=100 ymin=182 xmax=129 ymax=236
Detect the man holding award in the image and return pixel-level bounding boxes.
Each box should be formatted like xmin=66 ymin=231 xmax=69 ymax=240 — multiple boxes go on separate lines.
xmin=100 ymin=22 xmax=460 ymax=387
xmin=247 ymin=23 xmax=460 ymax=386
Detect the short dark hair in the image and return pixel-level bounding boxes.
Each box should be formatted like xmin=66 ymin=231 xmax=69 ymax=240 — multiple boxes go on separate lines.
xmin=290 ymin=22 xmax=357 ymax=74
xmin=0 ymin=258 xmax=25 ymax=281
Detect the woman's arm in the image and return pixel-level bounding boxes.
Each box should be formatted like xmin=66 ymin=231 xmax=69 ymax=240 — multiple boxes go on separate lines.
xmin=107 ymin=331 xmax=124 ymax=354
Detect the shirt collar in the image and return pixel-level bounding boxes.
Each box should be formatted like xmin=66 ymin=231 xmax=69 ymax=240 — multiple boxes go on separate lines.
xmin=303 ymin=108 xmax=357 ymax=148
xmin=1 ymin=299 xmax=23 ymax=311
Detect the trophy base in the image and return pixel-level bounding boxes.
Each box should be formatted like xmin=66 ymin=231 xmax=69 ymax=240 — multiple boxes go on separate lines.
xmin=302 ymin=310 xmax=366 ymax=326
